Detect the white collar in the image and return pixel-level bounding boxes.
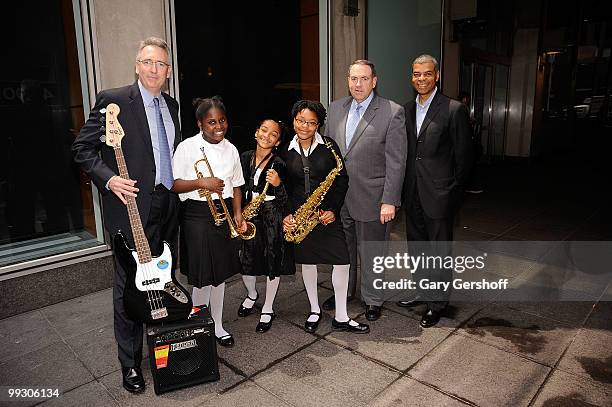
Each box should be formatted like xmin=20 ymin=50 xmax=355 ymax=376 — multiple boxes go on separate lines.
xmin=288 ymin=132 xmax=324 ymax=156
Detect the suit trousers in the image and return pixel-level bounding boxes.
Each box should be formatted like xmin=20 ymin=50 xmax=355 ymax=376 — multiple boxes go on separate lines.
xmin=405 ymin=187 xmax=454 ymax=311
xmin=112 ymin=186 xmax=179 ymax=368
xmin=341 ymin=205 xmax=391 ymax=306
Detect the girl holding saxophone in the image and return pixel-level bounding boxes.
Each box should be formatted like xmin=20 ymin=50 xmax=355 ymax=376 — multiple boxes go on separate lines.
xmin=237 ymin=118 xmax=293 ymax=333
xmin=281 ymin=100 xmax=369 ymax=334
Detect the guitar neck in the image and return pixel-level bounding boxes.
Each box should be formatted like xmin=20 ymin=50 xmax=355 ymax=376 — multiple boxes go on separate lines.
xmin=114 ymin=146 xmax=152 ymax=263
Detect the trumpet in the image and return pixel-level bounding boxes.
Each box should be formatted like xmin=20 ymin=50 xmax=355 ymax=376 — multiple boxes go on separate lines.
xmin=195 ymin=147 xmax=255 ymax=240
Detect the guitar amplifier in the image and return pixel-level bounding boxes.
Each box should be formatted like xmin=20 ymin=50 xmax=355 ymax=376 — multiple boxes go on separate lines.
xmin=146 ymin=307 xmax=220 ymax=394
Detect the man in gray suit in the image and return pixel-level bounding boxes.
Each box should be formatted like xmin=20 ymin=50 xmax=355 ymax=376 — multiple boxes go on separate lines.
xmin=323 ymin=60 xmax=407 ymax=321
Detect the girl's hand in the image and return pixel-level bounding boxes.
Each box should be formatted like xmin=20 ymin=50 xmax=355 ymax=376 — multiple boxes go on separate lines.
xmin=283 ymin=214 xmax=296 ymax=232
xmin=266 ymin=169 xmax=281 ymax=187
xmin=199 ymin=177 xmax=224 ymax=195
xmin=319 ymin=210 xmax=335 ymax=225
xmin=234 ymin=213 xmax=247 ymax=233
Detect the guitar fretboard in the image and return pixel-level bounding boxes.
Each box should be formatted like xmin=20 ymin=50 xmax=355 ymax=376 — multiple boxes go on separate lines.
xmin=114 ymin=146 xmax=152 ymax=264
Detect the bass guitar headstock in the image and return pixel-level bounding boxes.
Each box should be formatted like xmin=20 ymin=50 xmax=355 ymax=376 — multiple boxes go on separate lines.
xmin=103 ymin=103 xmax=125 ymax=148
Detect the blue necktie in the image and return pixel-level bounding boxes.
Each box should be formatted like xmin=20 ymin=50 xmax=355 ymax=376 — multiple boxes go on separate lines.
xmin=153 ymin=97 xmax=174 ymax=189
xmin=346 ymin=104 xmax=362 ymax=147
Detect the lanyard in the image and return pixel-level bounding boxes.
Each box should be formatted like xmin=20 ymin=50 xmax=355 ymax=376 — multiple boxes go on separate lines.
xmin=298 ymin=141 xmax=313 ymax=195
xmin=247 ymin=151 xmax=272 ymax=201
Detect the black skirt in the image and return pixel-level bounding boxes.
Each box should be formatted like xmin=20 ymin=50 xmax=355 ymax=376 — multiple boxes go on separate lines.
xmin=292 ymin=218 xmax=349 ymax=265
xmin=180 ymin=199 xmax=242 ymax=287
xmin=240 ymin=200 xmax=294 ymax=278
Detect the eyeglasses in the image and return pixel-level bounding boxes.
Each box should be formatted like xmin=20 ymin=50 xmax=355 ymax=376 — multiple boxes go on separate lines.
xmin=294 ymin=118 xmax=318 ymax=128
xmin=137 ymin=59 xmax=170 ymax=69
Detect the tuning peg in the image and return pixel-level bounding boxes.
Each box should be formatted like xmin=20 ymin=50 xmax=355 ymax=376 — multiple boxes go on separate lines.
xmin=99 ymin=135 xmax=106 ymax=143
xmin=100 ymin=108 xmax=107 ymax=114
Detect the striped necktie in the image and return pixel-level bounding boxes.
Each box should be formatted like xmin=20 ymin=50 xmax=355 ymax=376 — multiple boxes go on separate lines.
xmin=153 ymin=97 xmax=174 ymax=189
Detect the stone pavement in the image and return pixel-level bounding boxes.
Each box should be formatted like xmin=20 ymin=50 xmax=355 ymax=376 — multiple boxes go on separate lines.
xmin=1 ymin=255 xmax=611 ymax=407
xmin=1 ymin=159 xmax=611 ymax=406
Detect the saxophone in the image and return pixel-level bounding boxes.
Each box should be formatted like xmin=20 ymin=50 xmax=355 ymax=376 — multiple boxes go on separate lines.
xmin=284 ymin=141 xmax=343 ymax=244
xmin=242 ymin=163 xmax=273 ymax=221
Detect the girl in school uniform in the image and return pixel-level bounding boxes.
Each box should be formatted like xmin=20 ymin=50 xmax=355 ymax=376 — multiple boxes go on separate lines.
xmin=172 ymin=96 xmax=246 ymax=347
xmin=238 ymin=119 xmax=293 ymax=333
xmin=281 ymin=100 xmax=369 ymax=334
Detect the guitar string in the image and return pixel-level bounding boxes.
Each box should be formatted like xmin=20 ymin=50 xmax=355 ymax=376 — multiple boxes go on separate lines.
xmin=110 ymin=115 xmax=167 ymax=319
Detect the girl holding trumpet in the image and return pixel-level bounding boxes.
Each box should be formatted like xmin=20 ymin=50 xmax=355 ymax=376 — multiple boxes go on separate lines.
xmin=172 ymin=96 xmax=245 ymax=347
xmin=238 ymin=118 xmax=293 ymax=333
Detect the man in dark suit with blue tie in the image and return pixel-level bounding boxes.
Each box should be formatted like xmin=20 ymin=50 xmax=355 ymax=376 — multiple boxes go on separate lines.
xmin=398 ymin=54 xmax=473 ymax=328
xmin=73 ymin=37 xmax=181 ymax=393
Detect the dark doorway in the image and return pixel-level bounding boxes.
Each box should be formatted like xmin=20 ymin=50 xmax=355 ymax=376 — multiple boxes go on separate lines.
xmin=175 ymin=0 xmax=320 ymax=153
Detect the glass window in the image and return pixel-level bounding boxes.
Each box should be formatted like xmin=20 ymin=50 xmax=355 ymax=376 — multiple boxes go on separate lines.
xmin=175 ymin=0 xmax=321 ymax=153
xmin=0 ymin=1 xmax=103 ymax=269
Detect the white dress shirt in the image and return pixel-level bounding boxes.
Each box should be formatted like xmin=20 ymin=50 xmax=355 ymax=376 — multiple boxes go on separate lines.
xmin=172 ymin=133 xmax=244 ymax=202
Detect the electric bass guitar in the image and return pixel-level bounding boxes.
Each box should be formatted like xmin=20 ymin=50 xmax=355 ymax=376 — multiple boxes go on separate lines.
xmin=104 ymin=103 xmax=192 ymax=323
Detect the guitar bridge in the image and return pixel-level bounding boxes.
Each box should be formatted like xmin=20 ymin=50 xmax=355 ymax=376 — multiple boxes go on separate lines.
xmin=151 ymin=308 xmax=168 ymax=320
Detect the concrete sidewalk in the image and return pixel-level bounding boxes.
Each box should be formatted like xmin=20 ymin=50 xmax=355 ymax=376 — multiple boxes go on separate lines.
xmin=1 ymin=258 xmax=611 ymax=406
xmin=2 ymin=158 xmax=611 ymax=406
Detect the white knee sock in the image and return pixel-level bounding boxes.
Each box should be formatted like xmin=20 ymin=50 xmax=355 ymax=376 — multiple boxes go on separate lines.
xmin=209 ymin=283 xmax=229 ymax=338
xmin=241 ymin=275 xmax=258 ymax=308
xmin=192 ymin=286 xmax=211 ymax=307
xmin=260 ymin=276 xmax=280 ymax=323
xmin=332 ymin=264 xmax=358 ymax=326
xmin=302 ymin=264 xmax=321 ymax=322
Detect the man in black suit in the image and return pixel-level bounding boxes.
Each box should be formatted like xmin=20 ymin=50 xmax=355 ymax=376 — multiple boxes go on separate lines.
xmin=398 ymin=54 xmax=473 ymax=328
xmin=72 ymin=37 xmax=180 ymax=393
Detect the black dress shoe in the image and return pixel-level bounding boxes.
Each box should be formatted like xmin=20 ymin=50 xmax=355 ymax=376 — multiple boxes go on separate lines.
xmin=255 ymin=312 xmax=275 ymax=333
xmin=332 ymin=318 xmax=370 ymax=334
xmin=237 ymin=293 xmax=258 ymax=317
xmin=396 ymin=298 xmax=424 ymax=308
xmin=321 ymin=295 xmax=335 ymax=311
xmin=420 ymin=309 xmax=441 ymax=328
xmin=304 ymin=311 xmax=321 ymax=333
xmin=216 ymin=334 xmax=235 ymax=347
xmin=122 ymin=367 xmax=145 ymax=393
xmin=365 ymin=305 xmax=382 ymax=321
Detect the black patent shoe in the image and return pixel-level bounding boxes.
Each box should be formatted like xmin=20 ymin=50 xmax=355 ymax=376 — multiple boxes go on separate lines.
xmin=237 ymin=293 xmax=258 ymax=317
xmin=365 ymin=305 xmax=382 ymax=321
xmin=420 ymin=309 xmax=441 ymax=328
xmin=332 ymin=318 xmax=370 ymax=334
xmin=122 ymin=367 xmax=145 ymax=393
xmin=304 ymin=311 xmax=321 ymax=333
xmin=255 ymin=312 xmax=276 ymax=333
xmin=216 ymin=334 xmax=235 ymax=347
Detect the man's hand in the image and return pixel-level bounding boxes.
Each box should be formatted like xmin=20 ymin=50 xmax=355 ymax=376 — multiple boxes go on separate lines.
xmin=380 ymin=203 xmax=396 ymax=224
xmin=109 ymin=175 xmax=138 ymax=205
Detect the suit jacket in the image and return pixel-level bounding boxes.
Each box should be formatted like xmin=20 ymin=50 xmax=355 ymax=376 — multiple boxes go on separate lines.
xmin=72 ymin=82 xmax=181 ymax=238
xmin=325 ymin=94 xmax=407 ymax=222
xmin=403 ymin=91 xmax=473 ymax=220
